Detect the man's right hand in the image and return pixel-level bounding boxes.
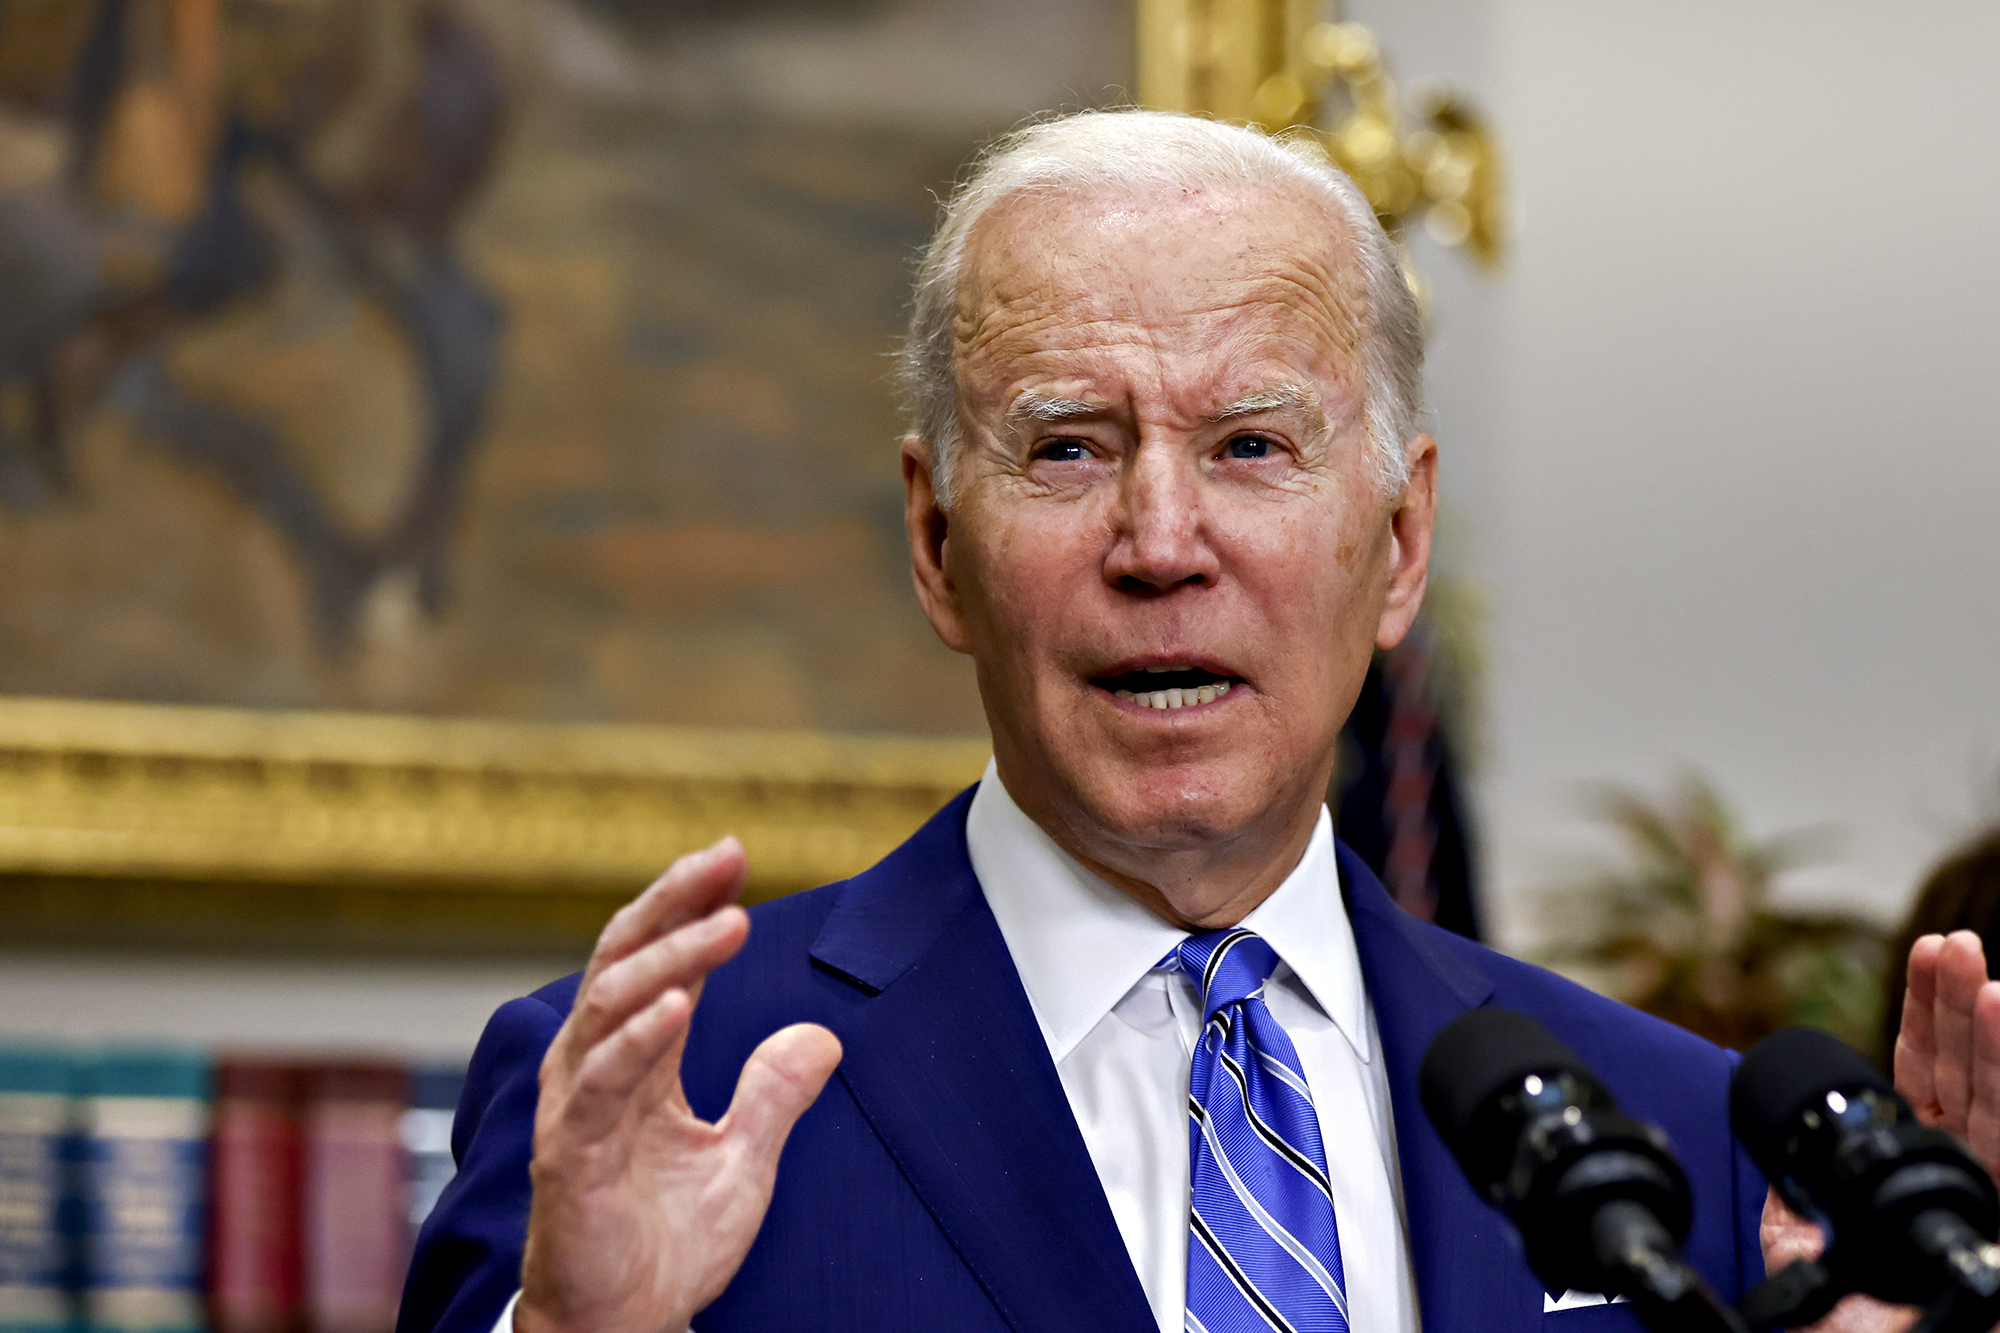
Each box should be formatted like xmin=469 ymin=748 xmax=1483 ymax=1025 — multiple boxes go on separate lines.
xmin=515 ymin=837 xmax=843 ymax=1333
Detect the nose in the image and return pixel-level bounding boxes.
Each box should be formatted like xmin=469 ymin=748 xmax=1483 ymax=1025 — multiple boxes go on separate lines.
xmin=1102 ymin=443 xmax=1221 ymax=594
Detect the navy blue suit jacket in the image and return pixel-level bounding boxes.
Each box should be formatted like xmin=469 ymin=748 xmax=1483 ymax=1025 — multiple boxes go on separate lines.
xmin=399 ymin=786 xmax=1769 ymax=1333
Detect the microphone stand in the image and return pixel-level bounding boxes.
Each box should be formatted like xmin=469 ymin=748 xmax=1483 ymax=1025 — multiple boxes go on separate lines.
xmin=1739 ymin=1211 xmax=2000 ymax=1333
xmin=1907 ymin=1205 xmax=2000 ymax=1333
xmin=1592 ymin=1200 xmax=1750 ymax=1333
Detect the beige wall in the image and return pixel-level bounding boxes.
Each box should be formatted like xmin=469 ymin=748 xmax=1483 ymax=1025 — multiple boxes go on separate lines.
xmin=1363 ymin=0 xmax=2000 ymax=942
xmin=0 ymin=952 xmax=558 ymax=1059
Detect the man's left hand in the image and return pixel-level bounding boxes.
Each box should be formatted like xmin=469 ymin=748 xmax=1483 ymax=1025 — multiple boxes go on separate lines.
xmin=1894 ymin=930 xmax=2000 ymax=1171
xmin=1755 ymin=929 xmax=2000 ymax=1333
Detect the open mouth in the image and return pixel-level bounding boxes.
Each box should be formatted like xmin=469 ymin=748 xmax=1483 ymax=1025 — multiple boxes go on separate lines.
xmin=1090 ymin=665 xmax=1240 ymax=710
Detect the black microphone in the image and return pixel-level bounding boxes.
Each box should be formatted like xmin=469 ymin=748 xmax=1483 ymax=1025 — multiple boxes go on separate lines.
xmin=1421 ymin=1007 xmax=1745 ymax=1333
xmin=1731 ymin=1026 xmax=2000 ymax=1328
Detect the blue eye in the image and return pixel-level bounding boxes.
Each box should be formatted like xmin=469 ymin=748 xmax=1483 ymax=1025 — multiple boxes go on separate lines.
xmin=1038 ymin=440 xmax=1089 ymax=462
xmin=1226 ymin=435 xmax=1271 ymax=459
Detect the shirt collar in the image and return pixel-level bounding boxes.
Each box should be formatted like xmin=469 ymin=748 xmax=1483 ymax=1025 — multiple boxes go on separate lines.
xmin=967 ymin=761 xmax=1372 ymax=1066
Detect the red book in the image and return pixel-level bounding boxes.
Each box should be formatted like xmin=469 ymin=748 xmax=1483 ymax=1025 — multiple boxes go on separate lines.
xmin=301 ymin=1064 xmax=409 ymax=1333
xmin=208 ymin=1060 xmax=306 ymax=1333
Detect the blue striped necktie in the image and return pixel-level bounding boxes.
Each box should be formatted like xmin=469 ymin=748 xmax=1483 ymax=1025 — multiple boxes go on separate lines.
xmin=1177 ymin=928 xmax=1349 ymax=1333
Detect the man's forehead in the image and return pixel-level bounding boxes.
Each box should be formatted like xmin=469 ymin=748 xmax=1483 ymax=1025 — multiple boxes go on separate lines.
xmin=954 ymin=184 xmax=1368 ymax=370
xmin=964 ymin=177 xmax=1347 ymax=258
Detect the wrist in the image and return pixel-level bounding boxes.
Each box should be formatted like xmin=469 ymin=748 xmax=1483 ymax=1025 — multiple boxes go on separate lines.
xmin=515 ymin=1284 xmax=694 ymax=1333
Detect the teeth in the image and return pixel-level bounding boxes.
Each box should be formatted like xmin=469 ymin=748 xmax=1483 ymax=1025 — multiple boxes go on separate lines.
xmin=1114 ymin=681 xmax=1232 ymax=709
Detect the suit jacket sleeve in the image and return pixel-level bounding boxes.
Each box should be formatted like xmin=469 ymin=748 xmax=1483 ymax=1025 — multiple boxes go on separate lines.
xmin=397 ymin=994 xmax=565 ymax=1333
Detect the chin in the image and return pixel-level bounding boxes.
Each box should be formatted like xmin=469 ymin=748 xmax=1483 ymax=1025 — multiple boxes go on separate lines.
xmin=1076 ymin=757 xmax=1280 ymax=852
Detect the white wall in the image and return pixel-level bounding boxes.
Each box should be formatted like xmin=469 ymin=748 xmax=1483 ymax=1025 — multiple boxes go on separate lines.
xmin=1370 ymin=0 xmax=2000 ymax=942
xmin=0 ymin=952 xmax=565 ymax=1060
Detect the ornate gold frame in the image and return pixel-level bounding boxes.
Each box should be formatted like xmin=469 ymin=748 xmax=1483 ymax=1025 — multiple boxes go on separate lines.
xmin=1136 ymin=0 xmax=1504 ymax=269
xmin=0 ymin=695 xmax=987 ymax=955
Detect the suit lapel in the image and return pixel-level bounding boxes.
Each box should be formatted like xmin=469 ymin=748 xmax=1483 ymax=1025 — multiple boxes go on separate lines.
xmin=807 ymin=793 xmax=1552 ymax=1333
xmin=811 ymin=789 xmax=1156 ymax=1333
xmin=1341 ymin=840 xmax=1549 ymax=1333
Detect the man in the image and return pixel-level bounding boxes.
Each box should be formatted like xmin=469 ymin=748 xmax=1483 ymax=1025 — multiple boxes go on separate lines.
xmin=398 ymin=110 xmax=2000 ymax=1333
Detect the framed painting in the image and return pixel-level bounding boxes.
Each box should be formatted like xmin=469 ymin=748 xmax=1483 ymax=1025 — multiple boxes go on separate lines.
xmin=0 ymin=0 xmax=1129 ymax=951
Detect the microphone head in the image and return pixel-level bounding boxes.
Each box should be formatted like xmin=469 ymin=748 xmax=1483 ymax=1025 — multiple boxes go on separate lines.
xmin=1733 ymin=1025 xmax=2000 ymax=1306
xmin=1420 ymin=1007 xmax=1602 ymax=1183
xmin=1421 ymin=1006 xmax=1694 ymax=1296
xmin=1730 ymin=1026 xmax=1893 ymax=1180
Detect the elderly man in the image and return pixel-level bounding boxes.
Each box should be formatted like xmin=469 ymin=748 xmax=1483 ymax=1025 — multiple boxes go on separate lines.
xmin=398 ymin=110 xmax=2000 ymax=1333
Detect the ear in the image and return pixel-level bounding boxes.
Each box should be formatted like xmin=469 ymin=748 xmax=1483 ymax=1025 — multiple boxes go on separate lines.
xmin=1374 ymin=433 xmax=1437 ymax=651
xmin=901 ymin=435 xmax=972 ymax=654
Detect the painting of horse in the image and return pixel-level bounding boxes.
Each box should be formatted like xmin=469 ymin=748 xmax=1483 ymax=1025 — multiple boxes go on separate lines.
xmin=0 ymin=0 xmax=506 ymax=650
xmin=0 ymin=0 xmax=1128 ymax=732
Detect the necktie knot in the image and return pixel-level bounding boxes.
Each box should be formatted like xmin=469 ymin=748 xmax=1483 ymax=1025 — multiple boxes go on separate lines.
xmin=1176 ymin=928 xmax=1279 ymax=1020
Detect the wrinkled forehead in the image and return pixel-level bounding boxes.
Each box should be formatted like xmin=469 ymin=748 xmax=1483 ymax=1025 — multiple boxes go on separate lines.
xmin=952 ymin=182 xmax=1370 ymax=377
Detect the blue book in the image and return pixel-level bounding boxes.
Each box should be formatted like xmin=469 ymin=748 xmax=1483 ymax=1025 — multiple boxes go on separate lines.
xmin=400 ymin=1066 xmax=465 ymax=1234
xmin=0 ymin=1047 xmax=77 ymax=1333
xmin=75 ymin=1053 xmax=210 ymax=1333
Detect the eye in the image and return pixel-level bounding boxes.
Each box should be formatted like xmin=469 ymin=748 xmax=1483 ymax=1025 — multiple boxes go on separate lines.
xmin=1224 ymin=434 xmax=1272 ymax=459
xmin=1036 ymin=439 xmax=1091 ymax=462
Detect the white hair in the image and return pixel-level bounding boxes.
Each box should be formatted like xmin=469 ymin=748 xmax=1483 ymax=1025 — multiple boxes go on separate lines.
xmin=896 ymin=108 xmax=1425 ymax=508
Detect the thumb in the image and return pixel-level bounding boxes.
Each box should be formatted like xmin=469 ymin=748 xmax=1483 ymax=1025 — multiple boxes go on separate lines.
xmin=722 ymin=1023 xmax=843 ymax=1168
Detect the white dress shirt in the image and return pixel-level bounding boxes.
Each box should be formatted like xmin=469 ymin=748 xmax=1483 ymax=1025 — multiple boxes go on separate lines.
xmin=967 ymin=762 xmax=1419 ymax=1333
xmin=491 ymin=765 xmax=1419 ymax=1333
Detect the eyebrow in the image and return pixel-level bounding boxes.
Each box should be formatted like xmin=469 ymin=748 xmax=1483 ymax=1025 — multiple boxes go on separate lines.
xmin=1006 ymin=392 xmax=1105 ymax=424
xmin=1207 ymin=384 xmax=1322 ymax=422
xmin=1002 ymin=383 xmax=1326 ymax=428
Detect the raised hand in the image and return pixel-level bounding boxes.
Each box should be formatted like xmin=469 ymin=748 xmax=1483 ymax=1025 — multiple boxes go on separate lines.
xmin=1894 ymin=930 xmax=2000 ymax=1175
xmin=1763 ymin=932 xmax=2000 ymax=1333
xmin=515 ymin=838 xmax=843 ymax=1333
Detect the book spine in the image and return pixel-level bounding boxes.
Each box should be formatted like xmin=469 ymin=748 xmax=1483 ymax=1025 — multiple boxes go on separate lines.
xmin=0 ymin=1080 xmax=75 ymax=1333
xmin=399 ymin=1066 xmax=465 ymax=1235
xmin=300 ymin=1068 xmax=405 ymax=1333
xmin=78 ymin=1058 xmax=210 ymax=1333
xmin=206 ymin=1065 xmax=303 ymax=1333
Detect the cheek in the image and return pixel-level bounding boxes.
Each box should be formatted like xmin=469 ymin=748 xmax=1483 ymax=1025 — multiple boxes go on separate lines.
xmin=959 ymin=505 xmax=1103 ymax=654
xmin=1227 ymin=500 xmax=1385 ymax=661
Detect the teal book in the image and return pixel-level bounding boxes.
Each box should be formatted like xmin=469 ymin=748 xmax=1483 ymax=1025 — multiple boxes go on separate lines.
xmin=0 ymin=1047 xmax=77 ymax=1333
xmin=76 ymin=1053 xmax=210 ymax=1333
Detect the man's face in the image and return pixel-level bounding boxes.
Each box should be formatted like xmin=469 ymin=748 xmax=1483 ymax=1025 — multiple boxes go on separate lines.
xmin=904 ymin=183 xmax=1435 ymax=921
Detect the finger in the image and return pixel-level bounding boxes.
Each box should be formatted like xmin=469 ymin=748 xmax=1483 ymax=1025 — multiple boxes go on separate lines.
xmin=1760 ymin=1188 xmax=1825 ymax=1268
xmin=720 ymin=1024 xmax=843 ymax=1175
xmin=1964 ymin=980 xmax=2000 ymax=1176
xmin=552 ymin=840 xmax=747 ymax=1076
xmin=567 ymin=905 xmax=750 ymax=1052
xmin=554 ymin=985 xmax=696 ymax=1146
xmin=1897 ymin=934 xmax=1946 ymax=1118
xmin=1799 ymin=1294 xmax=1921 ymax=1333
xmin=590 ymin=838 xmax=749 ymax=979
xmin=1932 ymin=931 xmax=1989 ymax=1132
